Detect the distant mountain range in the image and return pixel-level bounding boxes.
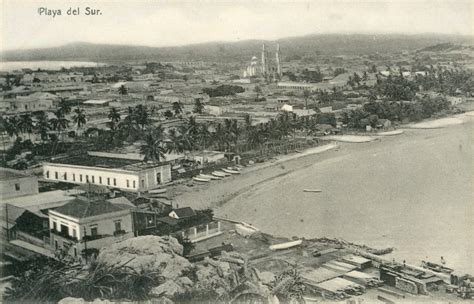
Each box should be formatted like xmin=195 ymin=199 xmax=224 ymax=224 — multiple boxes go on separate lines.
xmin=1 ymin=33 xmax=472 ymax=63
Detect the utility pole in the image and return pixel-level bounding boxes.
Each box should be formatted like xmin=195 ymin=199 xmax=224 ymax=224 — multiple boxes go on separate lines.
xmin=83 ymin=226 xmax=88 ymax=264
xmin=5 ymin=204 xmax=9 ymax=241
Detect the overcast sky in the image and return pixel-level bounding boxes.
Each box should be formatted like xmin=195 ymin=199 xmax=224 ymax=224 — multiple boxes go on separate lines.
xmin=1 ymin=0 xmax=472 ymax=51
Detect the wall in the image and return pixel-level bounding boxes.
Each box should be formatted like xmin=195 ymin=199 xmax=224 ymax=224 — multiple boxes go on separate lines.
xmin=0 ymin=175 xmax=39 ymax=199
xmin=395 ymin=277 xmax=418 ymax=294
xmin=139 ymin=164 xmax=171 ymax=190
xmin=43 ymin=163 xmax=140 ymax=192
xmin=44 ymin=163 xmax=171 ymax=192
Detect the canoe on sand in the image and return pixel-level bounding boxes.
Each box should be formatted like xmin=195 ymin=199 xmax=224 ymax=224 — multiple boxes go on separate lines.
xmin=223 ymin=168 xmax=240 ymax=174
xmin=212 ymin=171 xmax=229 ymax=177
xmin=193 ymin=177 xmax=210 ymax=182
xmin=269 ymin=240 xmax=303 ymax=251
xmin=303 ymin=189 xmax=322 ymax=193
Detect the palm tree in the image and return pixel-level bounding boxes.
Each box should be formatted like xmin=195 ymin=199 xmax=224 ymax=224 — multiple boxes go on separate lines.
xmin=72 ymin=108 xmax=87 ymax=131
xmin=49 ymin=110 xmax=69 ymax=155
xmin=134 ymin=104 xmax=150 ymax=130
xmin=34 ymin=111 xmax=50 ymax=143
xmin=19 ymin=113 xmax=34 ymax=140
xmin=107 ymin=107 xmax=121 ymax=131
xmin=193 ymin=99 xmax=204 ymax=114
xmin=172 ymin=101 xmax=183 ymax=116
xmin=165 ymin=128 xmax=184 ymax=154
xmin=197 ymin=123 xmax=212 ymax=149
xmin=4 ymin=116 xmax=20 ymax=140
xmin=57 ymin=98 xmax=71 ymax=116
xmin=118 ymin=84 xmax=128 ymax=95
xmin=118 ymin=109 xmax=139 ymax=142
xmin=140 ymin=127 xmax=166 ymax=163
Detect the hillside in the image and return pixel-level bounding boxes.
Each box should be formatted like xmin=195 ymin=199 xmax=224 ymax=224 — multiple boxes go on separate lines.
xmin=1 ymin=33 xmax=472 ymax=63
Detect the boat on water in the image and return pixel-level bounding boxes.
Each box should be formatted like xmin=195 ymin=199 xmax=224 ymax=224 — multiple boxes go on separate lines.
xmin=269 ymin=239 xmax=303 ymax=251
xmin=212 ymin=171 xmax=229 ymax=177
xmin=149 ymin=188 xmax=167 ymax=194
xmin=200 ymin=174 xmax=221 ymax=180
xmin=303 ymin=189 xmax=322 ymax=193
xmin=193 ymin=177 xmax=211 ymax=182
xmin=223 ymin=168 xmax=240 ymax=174
xmin=421 ymin=260 xmax=454 ymax=274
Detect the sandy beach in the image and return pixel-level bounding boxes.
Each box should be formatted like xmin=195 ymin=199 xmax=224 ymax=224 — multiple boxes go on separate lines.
xmin=173 ymin=114 xmax=473 ymax=273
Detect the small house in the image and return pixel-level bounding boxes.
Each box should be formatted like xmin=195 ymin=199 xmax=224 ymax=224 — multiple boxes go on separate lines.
xmin=169 ymin=207 xmax=196 ymax=220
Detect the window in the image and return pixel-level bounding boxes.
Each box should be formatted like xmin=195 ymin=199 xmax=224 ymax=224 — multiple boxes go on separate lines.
xmin=107 ymin=177 xmax=110 ymax=185
xmin=64 ymin=173 xmax=67 ymax=180
xmin=146 ymin=215 xmax=155 ymax=228
xmin=14 ymin=183 xmax=20 ymax=191
xmin=60 ymin=224 xmax=68 ymax=234
xmin=55 ymin=172 xmax=58 ymax=179
xmin=52 ymin=221 xmax=57 ymax=231
xmin=91 ymin=176 xmax=95 ymax=183
xmin=126 ymin=180 xmax=130 ymax=188
xmin=90 ymin=227 xmax=98 ymax=236
xmin=156 ymin=173 xmax=161 ymax=184
xmin=114 ymin=221 xmax=121 ymax=232
xmin=133 ymin=180 xmax=136 ymax=188
xmin=86 ymin=175 xmax=89 ymax=183
xmin=141 ymin=180 xmax=145 ymax=188
xmin=73 ymin=174 xmax=76 ymax=181
xmin=55 ymin=240 xmax=58 ymax=250
xmin=113 ymin=178 xmax=116 ymax=186
xmin=72 ymin=229 xmax=77 ymax=238
xmin=46 ymin=171 xmax=49 ymax=178
xmin=79 ymin=174 xmax=82 ymax=182
xmin=73 ymin=247 xmax=77 ymax=257
xmin=99 ymin=176 xmax=102 ymax=184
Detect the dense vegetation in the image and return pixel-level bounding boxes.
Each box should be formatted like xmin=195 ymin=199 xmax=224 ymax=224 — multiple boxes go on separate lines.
xmin=202 ymin=85 xmax=245 ymax=97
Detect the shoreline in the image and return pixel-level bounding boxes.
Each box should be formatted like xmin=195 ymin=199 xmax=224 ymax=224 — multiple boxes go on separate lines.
xmin=172 ymin=111 xmax=473 ymax=211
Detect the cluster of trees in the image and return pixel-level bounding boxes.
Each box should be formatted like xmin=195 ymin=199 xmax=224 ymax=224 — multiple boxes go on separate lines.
xmin=347 ymin=72 xmax=369 ymax=89
xmin=413 ymin=66 xmax=473 ymax=96
xmin=341 ymin=96 xmax=451 ymax=129
xmin=1 ymin=100 xmax=87 ymax=159
xmin=300 ymin=68 xmax=324 ymax=83
xmin=202 ymin=85 xmax=244 ymax=97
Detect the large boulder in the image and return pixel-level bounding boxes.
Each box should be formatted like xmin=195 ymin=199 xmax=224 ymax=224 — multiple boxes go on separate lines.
xmin=96 ymin=235 xmax=192 ymax=281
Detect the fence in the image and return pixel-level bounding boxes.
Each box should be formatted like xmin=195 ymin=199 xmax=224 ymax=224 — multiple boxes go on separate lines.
xmin=183 ymin=221 xmax=222 ymax=243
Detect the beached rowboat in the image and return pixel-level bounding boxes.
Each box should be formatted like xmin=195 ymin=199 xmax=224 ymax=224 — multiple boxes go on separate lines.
xmin=269 ymin=239 xmax=303 ymax=251
xmin=149 ymin=188 xmax=167 ymax=194
xmin=200 ymin=174 xmax=221 ymax=180
xmin=223 ymin=168 xmax=240 ymax=174
xmin=303 ymin=189 xmax=322 ymax=193
xmin=212 ymin=171 xmax=229 ymax=177
xmin=193 ymin=177 xmax=210 ymax=182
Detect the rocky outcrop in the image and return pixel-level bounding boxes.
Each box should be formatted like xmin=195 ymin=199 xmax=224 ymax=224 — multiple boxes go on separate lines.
xmin=96 ymin=235 xmax=192 ymax=281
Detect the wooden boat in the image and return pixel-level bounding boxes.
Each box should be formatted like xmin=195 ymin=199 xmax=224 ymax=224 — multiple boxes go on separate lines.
xmin=193 ymin=177 xmax=210 ymax=182
xmin=200 ymin=174 xmax=221 ymax=180
xmin=212 ymin=171 xmax=229 ymax=177
xmin=269 ymin=239 xmax=303 ymax=251
xmin=223 ymin=168 xmax=240 ymax=174
xmin=149 ymin=188 xmax=167 ymax=194
xmin=303 ymin=189 xmax=322 ymax=193
xmin=228 ymin=166 xmax=241 ymax=171
xmin=421 ymin=261 xmax=454 ymax=274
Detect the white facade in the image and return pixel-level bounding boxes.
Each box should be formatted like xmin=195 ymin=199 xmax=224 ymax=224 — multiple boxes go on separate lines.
xmin=43 ymin=162 xmax=171 ymax=192
xmin=49 ymin=208 xmax=132 ymax=241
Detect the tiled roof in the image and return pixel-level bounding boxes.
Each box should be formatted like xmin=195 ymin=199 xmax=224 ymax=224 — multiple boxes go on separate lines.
xmin=52 ymin=198 xmax=132 ymax=219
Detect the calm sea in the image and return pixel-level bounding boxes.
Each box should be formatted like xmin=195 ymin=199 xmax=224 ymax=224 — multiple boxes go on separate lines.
xmin=0 ymin=61 xmax=106 ymax=72
xmin=217 ymin=119 xmax=473 ymax=274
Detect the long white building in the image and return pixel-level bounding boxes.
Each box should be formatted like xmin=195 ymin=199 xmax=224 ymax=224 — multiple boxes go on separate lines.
xmin=43 ymin=153 xmax=171 ymax=193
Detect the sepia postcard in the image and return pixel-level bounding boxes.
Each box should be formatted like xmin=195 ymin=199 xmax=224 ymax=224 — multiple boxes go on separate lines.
xmin=0 ymin=0 xmax=472 ymax=303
